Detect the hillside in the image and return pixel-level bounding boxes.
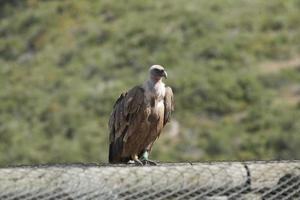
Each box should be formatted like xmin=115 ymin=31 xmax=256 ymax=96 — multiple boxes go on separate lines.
xmin=1 ymin=0 xmax=300 ymax=166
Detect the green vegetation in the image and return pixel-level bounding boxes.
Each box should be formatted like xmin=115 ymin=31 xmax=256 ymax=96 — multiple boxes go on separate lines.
xmin=1 ymin=0 xmax=300 ymax=166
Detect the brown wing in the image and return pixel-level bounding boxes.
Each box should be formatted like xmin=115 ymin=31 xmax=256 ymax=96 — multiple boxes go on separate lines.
xmin=163 ymin=86 xmax=174 ymax=125
xmin=108 ymin=86 xmax=145 ymax=163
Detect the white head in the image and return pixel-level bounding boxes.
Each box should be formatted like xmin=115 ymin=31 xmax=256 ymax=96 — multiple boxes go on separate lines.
xmin=149 ymin=65 xmax=168 ymax=82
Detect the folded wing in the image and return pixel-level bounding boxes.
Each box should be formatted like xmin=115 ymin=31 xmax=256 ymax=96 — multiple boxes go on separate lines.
xmin=164 ymin=86 xmax=174 ymax=125
xmin=108 ymin=86 xmax=145 ymax=163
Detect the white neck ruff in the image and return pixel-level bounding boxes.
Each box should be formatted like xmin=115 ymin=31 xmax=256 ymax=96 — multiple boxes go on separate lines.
xmin=143 ymin=79 xmax=166 ymax=100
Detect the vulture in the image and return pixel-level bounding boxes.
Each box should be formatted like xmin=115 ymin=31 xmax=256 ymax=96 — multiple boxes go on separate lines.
xmin=108 ymin=65 xmax=174 ymax=165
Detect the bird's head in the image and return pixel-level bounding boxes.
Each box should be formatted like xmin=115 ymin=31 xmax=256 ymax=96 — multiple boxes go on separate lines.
xmin=149 ymin=65 xmax=168 ymax=82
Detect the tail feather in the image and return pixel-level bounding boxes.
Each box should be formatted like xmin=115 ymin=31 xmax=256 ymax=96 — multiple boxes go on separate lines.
xmin=109 ymin=137 xmax=127 ymax=163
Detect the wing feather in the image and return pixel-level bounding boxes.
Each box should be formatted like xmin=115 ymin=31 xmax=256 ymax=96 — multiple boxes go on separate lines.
xmin=163 ymin=86 xmax=174 ymax=125
xmin=108 ymin=86 xmax=145 ymax=163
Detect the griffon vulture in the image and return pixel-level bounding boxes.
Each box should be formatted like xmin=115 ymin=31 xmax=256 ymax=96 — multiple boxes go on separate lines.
xmin=108 ymin=65 xmax=174 ymax=165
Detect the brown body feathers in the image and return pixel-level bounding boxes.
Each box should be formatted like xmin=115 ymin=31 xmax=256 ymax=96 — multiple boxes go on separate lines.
xmin=108 ymin=84 xmax=174 ymax=163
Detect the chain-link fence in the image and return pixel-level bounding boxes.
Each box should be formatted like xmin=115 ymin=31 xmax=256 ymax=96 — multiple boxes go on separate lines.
xmin=0 ymin=161 xmax=300 ymax=199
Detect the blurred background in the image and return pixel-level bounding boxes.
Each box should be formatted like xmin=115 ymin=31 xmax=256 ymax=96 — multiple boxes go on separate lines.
xmin=1 ymin=0 xmax=300 ymax=166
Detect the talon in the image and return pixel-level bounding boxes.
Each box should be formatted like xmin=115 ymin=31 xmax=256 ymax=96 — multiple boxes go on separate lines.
xmin=135 ymin=159 xmax=144 ymax=166
xmin=142 ymin=159 xmax=158 ymax=166
xmin=132 ymin=154 xmax=144 ymax=166
xmin=149 ymin=160 xmax=158 ymax=166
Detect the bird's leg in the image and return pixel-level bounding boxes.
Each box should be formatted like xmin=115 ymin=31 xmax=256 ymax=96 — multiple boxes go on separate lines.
xmin=132 ymin=154 xmax=143 ymax=166
xmin=140 ymin=151 xmax=157 ymax=166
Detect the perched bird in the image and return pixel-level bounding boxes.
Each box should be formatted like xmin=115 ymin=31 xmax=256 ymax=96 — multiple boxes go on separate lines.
xmin=108 ymin=65 xmax=174 ymax=165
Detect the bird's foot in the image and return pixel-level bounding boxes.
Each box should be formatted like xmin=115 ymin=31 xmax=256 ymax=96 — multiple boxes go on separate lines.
xmin=134 ymin=159 xmax=144 ymax=166
xmin=141 ymin=159 xmax=158 ymax=166
xmin=140 ymin=151 xmax=158 ymax=165
xmin=131 ymin=154 xmax=144 ymax=166
xmin=127 ymin=159 xmax=143 ymax=166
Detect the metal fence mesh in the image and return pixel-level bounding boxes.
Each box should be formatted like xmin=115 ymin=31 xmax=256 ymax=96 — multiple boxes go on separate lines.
xmin=0 ymin=161 xmax=300 ymax=200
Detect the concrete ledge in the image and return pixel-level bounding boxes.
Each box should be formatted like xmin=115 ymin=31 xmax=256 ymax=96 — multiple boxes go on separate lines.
xmin=0 ymin=161 xmax=299 ymax=199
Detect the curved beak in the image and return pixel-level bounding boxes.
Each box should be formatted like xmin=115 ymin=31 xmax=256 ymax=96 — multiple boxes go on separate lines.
xmin=163 ymin=71 xmax=168 ymax=79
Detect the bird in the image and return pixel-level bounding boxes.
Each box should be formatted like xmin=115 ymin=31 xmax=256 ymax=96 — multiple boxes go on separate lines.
xmin=108 ymin=65 xmax=174 ymax=165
